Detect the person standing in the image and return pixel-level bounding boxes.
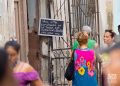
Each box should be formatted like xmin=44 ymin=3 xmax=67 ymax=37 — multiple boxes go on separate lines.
xmin=72 ymin=26 xmax=98 ymax=51
xmin=103 ymin=30 xmax=116 ymax=50
xmin=100 ymin=30 xmax=116 ymax=63
xmin=4 ymin=40 xmax=44 ymax=86
xmin=72 ymin=32 xmax=98 ymax=86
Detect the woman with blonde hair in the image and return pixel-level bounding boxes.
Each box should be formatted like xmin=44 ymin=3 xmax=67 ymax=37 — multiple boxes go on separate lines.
xmin=72 ymin=32 xmax=98 ymax=86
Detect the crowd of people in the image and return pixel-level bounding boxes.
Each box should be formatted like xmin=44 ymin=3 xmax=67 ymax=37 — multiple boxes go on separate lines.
xmin=68 ymin=25 xmax=120 ymax=86
xmin=0 ymin=25 xmax=120 ymax=86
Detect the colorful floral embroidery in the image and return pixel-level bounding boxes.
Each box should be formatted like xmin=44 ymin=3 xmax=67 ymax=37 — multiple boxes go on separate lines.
xmin=75 ymin=64 xmax=80 ymax=70
xmin=75 ymin=50 xmax=95 ymax=77
xmin=88 ymin=70 xmax=94 ymax=77
xmin=86 ymin=61 xmax=91 ymax=67
xmin=75 ymin=55 xmax=94 ymax=76
xmin=78 ymin=67 xmax=85 ymax=75
xmin=88 ymin=67 xmax=91 ymax=71
xmin=75 ymin=58 xmax=80 ymax=70
xmin=86 ymin=61 xmax=91 ymax=71
xmin=80 ymin=56 xmax=84 ymax=63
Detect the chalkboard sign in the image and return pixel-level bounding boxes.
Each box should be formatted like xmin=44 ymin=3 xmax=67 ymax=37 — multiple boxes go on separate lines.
xmin=39 ymin=18 xmax=64 ymax=37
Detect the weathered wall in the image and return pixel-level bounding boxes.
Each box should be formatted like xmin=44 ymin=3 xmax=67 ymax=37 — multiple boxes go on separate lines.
xmin=0 ymin=0 xmax=15 ymax=46
xmin=98 ymin=0 xmax=108 ymax=46
xmin=27 ymin=0 xmax=36 ymax=30
xmin=0 ymin=0 xmax=28 ymax=62
xmin=37 ymin=0 xmax=50 ymax=82
xmin=106 ymin=0 xmax=113 ymax=30
xmin=50 ymin=0 xmax=70 ymax=49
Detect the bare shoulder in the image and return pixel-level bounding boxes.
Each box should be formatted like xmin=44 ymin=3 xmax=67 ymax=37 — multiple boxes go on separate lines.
xmin=19 ymin=62 xmax=35 ymax=72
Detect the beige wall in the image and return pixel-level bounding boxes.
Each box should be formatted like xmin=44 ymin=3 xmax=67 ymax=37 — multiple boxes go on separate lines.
xmin=106 ymin=0 xmax=113 ymax=30
xmin=0 ymin=0 xmax=15 ymax=46
xmin=0 ymin=0 xmax=28 ymax=62
xmin=98 ymin=0 xmax=111 ymax=45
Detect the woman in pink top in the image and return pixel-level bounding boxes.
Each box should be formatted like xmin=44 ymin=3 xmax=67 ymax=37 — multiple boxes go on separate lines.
xmin=4 ymin=40 xmax=44 ymax=86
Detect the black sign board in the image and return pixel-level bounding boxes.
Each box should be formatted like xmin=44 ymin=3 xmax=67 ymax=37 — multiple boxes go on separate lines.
xmin=39 ymin=18 xmax=64 ymax=37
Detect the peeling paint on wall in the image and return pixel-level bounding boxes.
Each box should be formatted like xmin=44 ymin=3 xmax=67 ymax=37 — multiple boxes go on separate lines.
xmin=42 ymin=41 xmax=48 ymax=56
xmin=0 ymin=0 xmax=15 ymax=45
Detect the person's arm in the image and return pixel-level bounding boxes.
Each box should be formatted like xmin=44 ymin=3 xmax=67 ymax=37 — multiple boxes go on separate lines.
xmin=94 ymin=43 xmax=99 ymax=49
xmin=70 ymin=50 xmax=73 ymax=58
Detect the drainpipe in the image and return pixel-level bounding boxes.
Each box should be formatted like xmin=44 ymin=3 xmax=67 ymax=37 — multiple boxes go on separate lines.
xmin=68 ymin=0 xmax=72 ymax=47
